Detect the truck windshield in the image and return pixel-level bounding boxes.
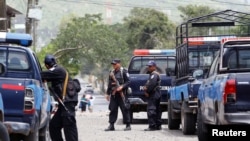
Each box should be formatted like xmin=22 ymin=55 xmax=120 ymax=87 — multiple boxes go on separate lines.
xmin=128 ymin=56 xmax=175 ymax=74
xmin=188 ymin=44 xmax=220 ymax=68
xmin=189 ymin=51 xmax=214 ymax=67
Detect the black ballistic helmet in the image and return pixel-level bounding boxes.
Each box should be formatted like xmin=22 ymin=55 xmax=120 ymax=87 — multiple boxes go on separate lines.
xmin=44 ymin=54 xmax=56 ymax=67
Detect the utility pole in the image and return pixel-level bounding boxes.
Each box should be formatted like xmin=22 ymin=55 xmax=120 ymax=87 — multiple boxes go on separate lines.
xmin=33 ymin=0 xmax=39 ymax=53
xmin=0 ymin=0 xmax=7 ymax=31
xmin=26 ymin=0 xmax=33 ymax=34
xmin=26 ymin=0 xmax=41 ymax=52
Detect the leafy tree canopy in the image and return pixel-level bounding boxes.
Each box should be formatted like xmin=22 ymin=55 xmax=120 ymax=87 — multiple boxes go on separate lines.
xmin=123 ymin=8 xmax=176 ymax=50
xmin=178 ymin=4 xmax=215 ymax=22
xmin=38 ymin=13 xmax=129 ymax=77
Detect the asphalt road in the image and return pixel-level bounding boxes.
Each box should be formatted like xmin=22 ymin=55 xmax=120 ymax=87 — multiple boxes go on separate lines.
xmin=76 ymin=90 xmax=198 ymax=141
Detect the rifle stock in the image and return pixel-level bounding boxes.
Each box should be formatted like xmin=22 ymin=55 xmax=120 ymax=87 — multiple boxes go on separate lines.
xmin=110 ymin=72 xmax=125 ymax=100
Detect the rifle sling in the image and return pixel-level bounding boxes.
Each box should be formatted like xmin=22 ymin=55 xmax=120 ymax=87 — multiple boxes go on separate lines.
xmin=63 ymin=71 xmax=69 ymax=100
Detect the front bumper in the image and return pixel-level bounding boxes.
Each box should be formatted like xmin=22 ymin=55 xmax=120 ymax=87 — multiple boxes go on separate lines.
xmin=128 ymin=98 xmax=168 ymax=112
xmin=128 ymin=98 xmax=145 ymax=104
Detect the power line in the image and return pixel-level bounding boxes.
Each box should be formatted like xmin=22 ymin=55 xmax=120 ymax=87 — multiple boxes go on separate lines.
xmin=210 ymin=0 xmax=250 ymax=6
xmin=48 ymin=0 xmax=175 ymax=9
xmin=47 ymin=0 xmax=180 ymax=20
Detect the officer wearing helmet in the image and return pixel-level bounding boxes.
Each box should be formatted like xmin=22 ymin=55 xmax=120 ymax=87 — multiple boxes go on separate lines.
xmin=41 ymin=54 xmax=78 ymax=141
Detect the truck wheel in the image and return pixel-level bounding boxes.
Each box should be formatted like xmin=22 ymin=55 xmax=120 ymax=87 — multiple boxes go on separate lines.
xmin=39 ymin=116 xmax=50 ymax=141
xmin=197 ymin=108 xmax=208 ymax=141
xmin=24 ymin=126 xmax=38 ymax=141
xmin=10 ymin=134 xmax=24 ymax=141
xmin=168 ymin=99 xmax=180 ymax=130
xmin=0 ymin=122 xmax=10 ymax=141
xmin=181 ymin=102 xmax=196 ymax=135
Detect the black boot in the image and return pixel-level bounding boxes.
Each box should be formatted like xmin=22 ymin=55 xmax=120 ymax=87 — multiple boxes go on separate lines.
xmin=124 ymin=123 xmax=131 ymax=131
xmin=144 ymin=125 xmax=156 ymax=131
xmin=104 ymin=124 xmax=115 ymax=131
xmin=156 ymin=125 xmax=162 ymax=130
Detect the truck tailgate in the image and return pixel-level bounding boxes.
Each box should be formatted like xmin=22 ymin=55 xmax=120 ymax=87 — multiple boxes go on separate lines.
xmin=0 ymin=78 xmax=31 ymax=117
xmin=236 ymin=74 xmax=250 ymax=102
xmin=229 ymin=73 xmax=250 ymax=111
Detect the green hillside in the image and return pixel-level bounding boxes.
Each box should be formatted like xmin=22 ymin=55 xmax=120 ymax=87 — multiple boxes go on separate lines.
xmin=39 ymin=0 xmax=250 ymax=26
xmin=7 ymin=0 xmax=250 ymax=47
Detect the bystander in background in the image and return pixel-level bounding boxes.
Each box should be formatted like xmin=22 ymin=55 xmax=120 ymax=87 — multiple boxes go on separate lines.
xmin=79 ymin=95 xmax=89 ymax=113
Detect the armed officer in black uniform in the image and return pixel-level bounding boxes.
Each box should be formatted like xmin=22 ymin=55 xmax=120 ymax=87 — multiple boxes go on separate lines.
xmin=143 ymin=60 xmax=162 ymax=131
xmin=105 ymin=59 xmax=131 ymax=131
xmin=41 ymin=54 xmax=78 ymax=141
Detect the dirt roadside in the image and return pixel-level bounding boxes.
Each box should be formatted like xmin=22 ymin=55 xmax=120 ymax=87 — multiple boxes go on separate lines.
xmin=76 ymin=111 xmax=196 ymax=141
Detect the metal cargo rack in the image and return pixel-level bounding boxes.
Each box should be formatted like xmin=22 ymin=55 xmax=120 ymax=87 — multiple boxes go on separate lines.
xmin=175 ymin=9 xmax=250 ymax=79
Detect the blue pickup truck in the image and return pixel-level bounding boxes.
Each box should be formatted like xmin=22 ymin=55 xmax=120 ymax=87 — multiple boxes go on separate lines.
xmin=197 ymin=37 xmax=250 ymax=141
xmin=127 ymin=49 xmax=175 ymax=121
xmin=168 ymin=37 xmax=221 ymax=134
xmin=0 ymin=32 xmax=51 ymax=141
xmin=168 ymin=9 xmax=250 ymax=135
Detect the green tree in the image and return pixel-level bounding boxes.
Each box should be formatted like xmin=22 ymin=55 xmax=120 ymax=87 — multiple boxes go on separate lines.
xmin=178 ymin=4 xmax=215 ymax=22
xmin=231 ymin=14 xmax=250 ymax=37
xmin=38 ymin=14 xmax=129 ymax=93
xmin=123 ymin=8 xmax=176 ymax=50
xmin=177 ymin=5 xmax=216 ymax=37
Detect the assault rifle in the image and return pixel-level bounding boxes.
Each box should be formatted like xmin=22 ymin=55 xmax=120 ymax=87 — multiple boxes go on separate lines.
xmin=110 ymin=71 xmax=130 ymax=109
xmin=48 ymin=87 xmax=71 ymax=115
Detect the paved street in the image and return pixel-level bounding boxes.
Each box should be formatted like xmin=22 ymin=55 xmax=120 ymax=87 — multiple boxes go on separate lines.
xmin=75 ymin=92 xmax=197 ymax=141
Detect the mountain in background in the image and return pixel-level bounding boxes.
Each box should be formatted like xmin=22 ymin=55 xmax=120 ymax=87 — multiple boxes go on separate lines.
xmin=38 ymin=0 xmax=250 ymax=26
xmin=8 ymin=0 xmax=250 ymax=48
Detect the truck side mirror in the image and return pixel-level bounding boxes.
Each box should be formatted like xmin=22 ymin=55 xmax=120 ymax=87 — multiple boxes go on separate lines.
xmin=192 ymin=69 xmax=204 ymax=79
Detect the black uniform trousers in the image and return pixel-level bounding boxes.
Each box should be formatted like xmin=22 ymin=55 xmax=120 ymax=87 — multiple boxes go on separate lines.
xmin=49 ymin=104 xmax=78 ymax=141
xmin=108 ymin=93 xmax=130 ymax=124
xmin=147 ymin=94 xmax=162 ymax=128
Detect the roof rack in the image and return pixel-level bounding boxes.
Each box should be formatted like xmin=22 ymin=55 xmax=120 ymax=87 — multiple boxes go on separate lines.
xmin=176 ymin=9 xmax=250 ymax=47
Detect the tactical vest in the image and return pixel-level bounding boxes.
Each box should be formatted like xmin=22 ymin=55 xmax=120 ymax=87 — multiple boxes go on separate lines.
xmin=152 ymin=70 xmax=161 ymax=91
xmin=110 ymin=67 xmax=129 ymax=94
xmin=111 ymin=67 xmax=125 ymax=85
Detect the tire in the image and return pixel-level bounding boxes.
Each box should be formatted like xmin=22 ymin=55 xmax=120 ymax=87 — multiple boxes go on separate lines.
xmin=181 ymin=102 xmax=196 ymax=135
xmin=197 ymin=108 xmax=209 ymax=141
xmin=10 ymin=134 xmax=24 ymax=141
xmin=24 ymin=126 xmax=38 ymax=141
xmin=39 ymin=116 xmax=51 ymax=141
xmin=0 ymin=122 xmax=10 ymax=141
xmin=168 ymin=99 xmax=180 ymax=130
